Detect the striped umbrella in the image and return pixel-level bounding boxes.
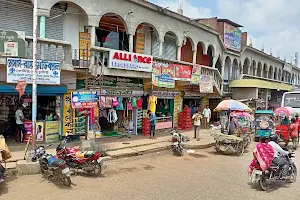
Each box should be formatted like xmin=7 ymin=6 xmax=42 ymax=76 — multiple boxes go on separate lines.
xmin=214 ymin=99 xmax=252 ymax=112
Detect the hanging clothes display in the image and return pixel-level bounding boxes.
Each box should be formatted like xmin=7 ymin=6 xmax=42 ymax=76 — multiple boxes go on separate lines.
xmin=107 ymin=108 xmax=118 ymax=123
xmin=105 ymin=97 xmax=112 ymax=108
xmin=149 ymin=95 xmax=157 ymax=113
xmin=142 ymin=94 xmax=149 ymax=110
xmin=99 ymin=96 xmax=105 ymax=108
xmin=116 ymin=97 xmax=124 ymax=110
xmin=132 ymin=97 xmax=137 ymax=107
xmin=136 ymin=97 xmax=143 ymax=109
xmin=112 ymin=98 xmax=119 ymax=107
xmin=127 ymin=100 xmax=133 ymax=111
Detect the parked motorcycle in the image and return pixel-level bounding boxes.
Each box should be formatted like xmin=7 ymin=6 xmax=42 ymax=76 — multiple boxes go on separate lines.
xmin=33 ymin=145 xmax=72 ymax=187
xmin=0 ymin=150 xmax=5 ymax=183
xmin=56 ymin=139 xmax=104 ymax=176
xmin=170 ymin=129 xmax=184 ymax=156
xmin=250 ymin=152 xmax=297 ymax=191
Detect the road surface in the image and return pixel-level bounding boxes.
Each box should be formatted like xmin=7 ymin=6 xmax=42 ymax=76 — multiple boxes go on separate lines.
xmin=1 ymin=143 xmax=300 ymax=200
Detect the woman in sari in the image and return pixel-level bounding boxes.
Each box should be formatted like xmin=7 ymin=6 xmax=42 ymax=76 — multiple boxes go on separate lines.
xmin=248 ymin=137 xmax=275 ymax=175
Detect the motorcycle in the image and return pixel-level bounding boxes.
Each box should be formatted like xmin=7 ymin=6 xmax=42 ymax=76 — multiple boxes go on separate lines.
xmin=33 ymin=145 xmax=72 ymax=187
xmin=56 ymin=138 xmax=104 ymax=176
xmin=250 ymin=152 xmax=297 ymax=191
xmin=170 ymin=129 xmax=184 ymax=156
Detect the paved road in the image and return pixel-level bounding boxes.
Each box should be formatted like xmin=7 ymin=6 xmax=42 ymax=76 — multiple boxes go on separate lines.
xmin=1 ymin=142 xmax=300 ymax=200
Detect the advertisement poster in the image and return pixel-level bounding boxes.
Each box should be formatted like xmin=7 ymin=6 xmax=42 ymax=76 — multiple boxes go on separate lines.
xmin=24 ymin=122 xmax=33 ymax=142
xmin=191 ymin=64 xmax=201 ymax=84
xmin=108 ymin=49 xmax=153 ymax=72
xmin=0 ymin=29 xmax=25 ymax=57
xmin=102 ymin=32 xmax=119 ymax=50
xmin=200 ymin=75 xmax=213 ymax=93
xmin=45 ymin=121 xmax=60 ymax=143
xmin=71 ymin=90 xmax=98 ymax=109
xmin=79 ymin=32 xmax=91 ymax=60
xmin=135 ymin=32 xmax=145 ymax=54
xmin=171 ymin=64 xmax=192 ymax=81
xmin=63 ymin=92 xmax=73 ymax=136
xmin=7 ymin=58 xmax=61 ymax=84
xmin=4 ymin=41 xmax=18 ymax=56
xmin=224 ymin=23 xmax=242 ymax=51
xmin=36 ymin=122 xmax=44 ymax=142
xmin=152 ymin=62 xmax=175 ymax=88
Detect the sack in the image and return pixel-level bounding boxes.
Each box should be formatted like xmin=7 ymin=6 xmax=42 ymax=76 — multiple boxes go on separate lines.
xmin=0 ymin=136 xmax=11 ymax=161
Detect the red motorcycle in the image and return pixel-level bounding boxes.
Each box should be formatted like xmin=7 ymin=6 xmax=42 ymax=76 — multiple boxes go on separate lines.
xmin=56 ymin=139 xmax=104 ymax=176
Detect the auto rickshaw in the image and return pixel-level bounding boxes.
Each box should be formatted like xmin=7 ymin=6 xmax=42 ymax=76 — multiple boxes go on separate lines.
xmin=274 ymin=107 xmax=295 ymax=143
xmin=254 ymin=110 xmax=275 ymax=142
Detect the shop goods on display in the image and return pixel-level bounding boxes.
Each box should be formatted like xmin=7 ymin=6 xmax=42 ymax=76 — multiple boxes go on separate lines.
xmin=178 ymin=107 xmax=192 ymax=130
xmin=142 ymin=118 xmax=150 ymax=136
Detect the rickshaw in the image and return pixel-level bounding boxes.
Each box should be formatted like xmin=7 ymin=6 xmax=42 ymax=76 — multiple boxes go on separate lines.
xmin=274 ymin=107 xmax=295 ymax=143
xmin=211 ymin=100 xmax=252 ymax=156
xmin=254 ymin=110 xmax=275 ymax=142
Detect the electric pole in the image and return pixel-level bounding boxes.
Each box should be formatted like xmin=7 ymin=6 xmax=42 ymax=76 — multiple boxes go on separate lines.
xmin=32 ymin=0 xmax=38 ymax=149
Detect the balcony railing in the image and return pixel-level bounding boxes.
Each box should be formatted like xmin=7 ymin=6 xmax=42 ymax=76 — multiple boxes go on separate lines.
xmin=89 ymin=46 xmax=223 ymax=94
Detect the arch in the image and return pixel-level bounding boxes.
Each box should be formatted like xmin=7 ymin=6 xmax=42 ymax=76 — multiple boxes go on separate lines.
xmin=181 ymin=37 xmax=194 ymax=63
xmin=298 ymin=75 xmax=300 ymax=85
xmin=215 ymin=55 xmax=222 ymax=75
xmin=274 ymin=67 xmax=278 ymax=80
xmin=257 ymin=62 xmax=262 ymax=77
xmin=161 ymin=31 xmax=179 ymax=60
xmin=196 ymin=42 xmax=205 ymax=65
xmin=207 ymin=45 xmax=214 ymax=67
xmin=268 ymin=66 xmax=273 ymax=79
xmin=243 ymin=58 xmax=250 ymax=74
xmin=224 ymin=56 xmax=231 ymax=81
xmin=164 ymin=31 xmax=179 ymax=46
xmin=252 ymin=60 xmax=256 ymax=76
xmin=100 ymin=12 xmax=129 ymax=33
xmin=278 ymin=69 xmax=282 ymax=81
xmin=232 ymin=58 xmax=239 ymax=80
xmin=263 ymin=63 xmax=268 ymax=78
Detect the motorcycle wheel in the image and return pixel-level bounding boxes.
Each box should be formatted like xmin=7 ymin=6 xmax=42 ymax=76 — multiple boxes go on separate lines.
xmin=215 ymin=141 xmax=221 ymax=153
xmin=236 ymin=142 xmax=245 ymax=156
xmin=289 ymin=163 xmax=297 ymax=183
xmin=62 ymin=175 xmax=71 ymax=187
xmin=40 ymin=160 xmax=48 ymax=174
xmin=259 ymin=174 xmax=271 ymax=191
xmin=93 ymin=161 xmax=103 ymax=175
xmin=177 ymin=146 xmax=183 ymax=156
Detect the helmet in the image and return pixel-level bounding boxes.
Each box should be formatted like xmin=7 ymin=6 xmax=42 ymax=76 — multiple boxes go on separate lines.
xmin=259 ymin=136 xmax=269 ymax=143
xmin=269 ymin=134 xmax=279 ymax=143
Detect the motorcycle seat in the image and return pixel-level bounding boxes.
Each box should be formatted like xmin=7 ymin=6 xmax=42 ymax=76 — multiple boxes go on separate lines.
xmin=48 ymin=157 xmax=65 ymax=167
xmin=75 ymin=151 xmax=95 ymax=159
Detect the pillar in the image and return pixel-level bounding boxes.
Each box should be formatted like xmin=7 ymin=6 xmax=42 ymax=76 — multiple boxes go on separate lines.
xmin=90 ymin=26 xmax=96 ymax=65
xmin=40 ymin=16 xmax=46 ymax=59
xmin=177 ymin=46 xmax=181 ymax=61
xmin=129 ymin=34 xmax=134 ymax=52
xmin=192 ymin=49 xmax=197 ymax=64
xmin=265 ymin=89 xmax=269 ymax=109
xmin=254 ymin=67 xmax=257 ymax=76
xmin=159 ymin=41 xmax=163 ymax=57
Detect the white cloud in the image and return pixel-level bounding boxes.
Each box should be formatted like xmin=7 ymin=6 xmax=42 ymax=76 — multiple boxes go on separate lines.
xmin=150 ymin=0 xmax=300 ymax=64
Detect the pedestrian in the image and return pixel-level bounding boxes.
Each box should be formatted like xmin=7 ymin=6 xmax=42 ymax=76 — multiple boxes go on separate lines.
xmin=192 ymin=110 xmax=202 ymax=141
xmin=202 ymin=105 xmax=211 ymax=129
xmin=148 ymin=110 xmax=157 ymax=139
xmin=289 ymin=118 xmax=298 ymax=150
xmin=15 ymin=104 xmax=27 ymax=143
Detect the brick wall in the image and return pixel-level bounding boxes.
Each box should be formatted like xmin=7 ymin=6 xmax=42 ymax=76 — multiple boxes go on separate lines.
xmin=216 ymin=22 xmax=224 ymax=42
xmin=198 ymin=17 xmax=218 ymax=30
xmin=241 ymin=32 xmax=248 ymax=47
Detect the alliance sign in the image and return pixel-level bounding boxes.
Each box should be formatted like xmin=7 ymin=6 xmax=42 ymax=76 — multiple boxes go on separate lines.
xmin=108 ymin=49 xmax=153 ymax=72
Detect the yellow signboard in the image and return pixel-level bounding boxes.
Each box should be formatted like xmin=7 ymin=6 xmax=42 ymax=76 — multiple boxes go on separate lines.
xmin=135 ymin=32 xmax=145 ymax=54
xmin=45 ymin=121 xmax=59 ymax=143
xmin=79 ymin=32 xmax=91 ymax=60
xmin=63 ymin=92 xmax=73 ymax=136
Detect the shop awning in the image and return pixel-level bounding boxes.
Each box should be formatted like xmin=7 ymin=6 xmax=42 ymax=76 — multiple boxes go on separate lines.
xmin=0 ymin=84 xmax=67 ymax=96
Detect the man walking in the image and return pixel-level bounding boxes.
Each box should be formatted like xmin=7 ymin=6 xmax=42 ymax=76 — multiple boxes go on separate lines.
xmin=148 ymin=110 xmax=157 ymax=139
xmin=203 ymin=105 xmax=211 ymax=129
xmin=15 ymin=104 xmax=27 ymax=143
xmin=192 ymin=110 xmax=202 ymax=141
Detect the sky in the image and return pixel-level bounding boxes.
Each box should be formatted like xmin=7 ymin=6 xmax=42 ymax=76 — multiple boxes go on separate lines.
xmin=149 ymin=0 xmax=300 ymax=64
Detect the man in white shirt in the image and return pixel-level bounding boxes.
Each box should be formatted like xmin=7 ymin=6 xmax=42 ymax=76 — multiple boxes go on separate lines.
xmin=269 ymin=134 xmax=289 ymax=179
xmin=202 ymin=105 xmax=211 ymax=129
xmin=15 ymin=104 xmax=27 ymax=143
xmin=192 ymin=110 xmax=202 ymax=141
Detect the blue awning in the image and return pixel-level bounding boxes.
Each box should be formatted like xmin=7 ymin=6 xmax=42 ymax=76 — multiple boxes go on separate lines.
xmin=0 ymin=84 xmax=67 ymax=96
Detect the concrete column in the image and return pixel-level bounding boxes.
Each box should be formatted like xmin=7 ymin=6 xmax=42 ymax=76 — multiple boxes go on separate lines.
xmin=158 ymin=41 xmax=163 ymax=57
xmin=265 ymin=89 xmax=269 ymax=109
xmin=40 ymin=16 xmax=46 ymax=60
xmin=192 ymin=49 xmax=197 ymax=64
xmin=129 ymin=34 xmax=134 ymax=52
xmin=254 ymin=67 xmax=257 ymax=76
xmin=90 ymin=26 xmax=96 ymax=65
xmin=177 ymin=46 xmax=181 ymax=61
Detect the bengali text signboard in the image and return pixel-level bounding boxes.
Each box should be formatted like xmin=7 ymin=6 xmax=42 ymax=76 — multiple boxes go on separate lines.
xmin=152 ymin=62 xmax=175 ymax=88
xmin=71 ymin=90 xmax=98 ymax=109
xmin=224 ymin=23 xmax=242 ymax=52
xmin=200 ymin=75 xmax=213 ymax=93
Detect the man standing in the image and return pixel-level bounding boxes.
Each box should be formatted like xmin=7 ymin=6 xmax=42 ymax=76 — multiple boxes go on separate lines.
xmin=192 ymin=110 xmax=202 ymax=141
xmin=203 ymin=105 xmax=211 ymax=129
xmin=148 ymin=110 xmax=157 ymax=139
xmin=15 ymin=104 xmax=27 ymax=143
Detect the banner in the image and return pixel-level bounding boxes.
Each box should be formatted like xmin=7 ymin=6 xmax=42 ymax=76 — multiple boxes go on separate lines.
xmin=152 ymin=62 xmax=175 ymax=88
xmin=224 ymin=23 xmax=242 ymax=51
xmin=191 ymin=64 xmax=201 ymax=84
xmin=45 ymin=121 xmax=59 ymax=143
xmin=36 ymin=122 xmax=44 ymax=142
xmin=7 ymin=58 xmax=60 ymax=84
xmin=171 ymin=64 xmax=192 ymax=81
xmin=71 ymin=90 xmax=98 ymax=109
xmin=63 ymin=92 xmax=73 ymax=136
xmin=200 ymin=75 xmax=213 ymax=93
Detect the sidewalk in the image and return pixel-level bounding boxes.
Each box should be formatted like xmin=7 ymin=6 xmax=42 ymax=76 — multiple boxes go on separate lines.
xmin=5 ymin=129 xmax=215 ymax=175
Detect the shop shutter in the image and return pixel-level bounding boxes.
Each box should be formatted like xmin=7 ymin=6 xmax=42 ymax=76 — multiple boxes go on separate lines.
xmin=162 ymin=36 xmax=176 ymax=60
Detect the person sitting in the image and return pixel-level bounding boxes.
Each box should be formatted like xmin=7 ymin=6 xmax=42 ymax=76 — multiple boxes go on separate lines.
xmin=228 ymin=117 xmax=237 ymax=135
xmin=248 ymin=136 xmax=274 ymax=175
xmin=269 ymin=134 xmax=289 ymax=179
xmin=281 ymin=116 xmax=289 ymax=125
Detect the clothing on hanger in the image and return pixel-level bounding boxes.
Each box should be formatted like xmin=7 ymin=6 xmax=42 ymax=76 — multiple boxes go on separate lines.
xmin=132 ymin=97 xmax=137 ymax=107
xmin=127 ymin=99 xmax=133 ymax=111
xmin=149 ymin=95 xmax=157 ymax=113
xmin=112 ymin=98 xmax=119 ymax=107
xmin=142 ymin=94 xmax=149 ymax=110
xmin=99 ymin=96 xmax=105 ymax=108
xmin=107 ymin=108 xmax=118 ymax=123
xmin=116 ymin=97 xmax=124 ymax=110
xmin=136 ymin=97 xmax=143 ymax=109
xmin=105 ymin=97 xmax=112 ymax=108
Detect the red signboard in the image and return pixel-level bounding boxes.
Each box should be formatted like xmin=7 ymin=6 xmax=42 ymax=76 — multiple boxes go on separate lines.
xmin=170 ymin=64 xmax=192 ymax=81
